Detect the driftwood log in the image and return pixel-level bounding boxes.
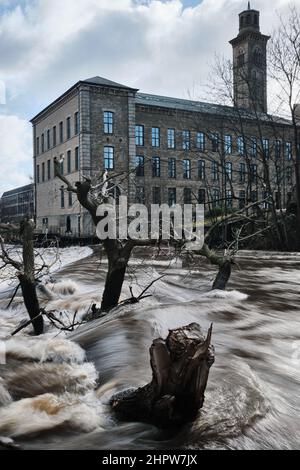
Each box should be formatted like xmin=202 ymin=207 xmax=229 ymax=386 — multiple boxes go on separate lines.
xmin=111 ymin=322 xmax=214 ymax=428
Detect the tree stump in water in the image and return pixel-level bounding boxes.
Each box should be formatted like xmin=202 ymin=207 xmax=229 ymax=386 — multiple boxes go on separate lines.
xmin=110 ymin=323 xmax=214 ymax=428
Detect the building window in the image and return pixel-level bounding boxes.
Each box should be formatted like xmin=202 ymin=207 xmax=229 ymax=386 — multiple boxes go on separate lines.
xmin=59 ymin=155 xmax=64 ymax=175
xmin=67 ymin=150 xmax=72 ymax=174
xmin=135 ymin=125 xmax=144 ymax=146
xmin=153 ymin=187 xmax=161 ymax=204
xmin=198 ymin=160 xmax=205 ymax=180
xmin=262 ymin=138 xmax=269 ymax=159
xmin=275 ymin=140 xmax=282 ymax=159
xmin=286 ymin=167 xmax=292 ymax=185
xmin=237 ymin=48 xmax=245 ymax=67
xmin=74 ymin=112 xmax=79 ymax=135
xmin=104 ymin=111 xmax=114 ymax=134
xmin=36 ymin=165 xmax=40 ymax=184
xmin=168 ymin=188 xmax=176 ymax=207
xmin=67 ymin=117 xmax=71 ymax=140
xmin=68 ymin=192 xmax=73 ymax=207
xmin=212 ymin=161 xmax=219 ymax=181
xmin=196 ymin=132 xmax=205 ymax=152
xmin=36 ymin=137 xmax=40 ymax=156
xmin=226 ymin=190 xmax=232 ymax=208
xmin=75 ymin=147 xmax=79 ymax=171
xmin=136 ymin=155 xmax=145 ymax=177
xmin=152 ymin=156 xmax=161 ymax=177
xmin=167 ymin=129 xmax=175 ymax=149
xmin=152 ymin=127 xmax=160 ymax=148
xmin=251 ymin=190 xmax=258 ymax=202
xmin=41 ymin=134 xmax=45 ymax=153
xmin=53 ymin=126 xmax=57 ymax=147
xmin=136 ymin=186 xmax=145 ymax=204
xmin=250 ymin=137 xmax=257 ymax=158
xmin=184 ymin=188 xmax=192 ymax=204
xmin=239 ymin=162 xmax=246 ymax=183
xmin=224 ymin=135 xmax=232 ymax=155
xmin=168 ymin=158 xmax=176 ymax=179
xmin=60 ymin=188 xmax=65 ymax=209
xmin=211 ymin=133 xmax=219 ymax=152
xmin=42 ymin=162 xmax=45 ymax=182
xmin=198 ymin=189 xmax=206 ymax=204
xmin=47 ymin=130 xmax=51 ymax=150
xmin=262 ymin=191 xmax=270 ymax=209
xmin=104 ymin=146 xmax=114 ymax=170
xmin=250 ymin=164 xmax=257 ymax=183
xmin=182 ymin=130 xmax=190 ymax=151
xmin=59 ymin=122 xmax=64 ymax=143
xmin=254 ymin=47 xmax=263 ymax=66
xmin=285 ymin=142 xmax=292 ymax=161
xmin=183 ymin=159 xmax=191 ymax=179
xmin=212 ymin=189 xmax=220 ymax=208
xmin=225 ymin=162 xmax=232 ymax=181
xmin=239 ymin=190 xmax=246 ymax=209
xmin=47 ymin=160 xmax=51 ymax=180
xmin=237 ymin=136 xmax=245 ymax=155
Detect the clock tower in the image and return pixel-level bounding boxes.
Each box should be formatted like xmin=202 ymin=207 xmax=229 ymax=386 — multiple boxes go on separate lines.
xmin=229 ymin=3 xmax=270 ymax=113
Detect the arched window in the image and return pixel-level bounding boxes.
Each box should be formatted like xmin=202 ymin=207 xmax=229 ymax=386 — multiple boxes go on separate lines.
xmin=253 ymin=47 xmax=262 ymax=66
xmin=240 ymin=16 xmax=244 ymax=28
xmin=237 ymin=48 xmax=245 ymax=67
xmin=254 ymin=14 xmax=258 ymax=25
xmin=247 ymin=14 xmax=251 ymax=25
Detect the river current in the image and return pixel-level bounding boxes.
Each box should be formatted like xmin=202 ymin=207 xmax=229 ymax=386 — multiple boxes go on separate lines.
xmin=0 ymin=249 xmax=299 ymax=450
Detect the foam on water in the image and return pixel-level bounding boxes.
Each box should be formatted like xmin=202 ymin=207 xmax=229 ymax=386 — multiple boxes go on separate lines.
xmin=0 ymin=392 xmax=103 ymax=438
xmin=201 ymin=289 xmax=249 ymax=301
xmin=5 ymin=337 xmax=86 ymax=364
xmin=44 ymin=279 xmax=79 ymax=297
xmin=0 ymin=378 xmax=12 ymax=406
xmin=0 ymin=249 xmax=300 ymax=449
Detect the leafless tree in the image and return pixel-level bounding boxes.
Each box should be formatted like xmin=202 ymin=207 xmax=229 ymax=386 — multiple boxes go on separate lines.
xmin=54 ymin=160 xmax=158 ymax=315
xmin=0 ymin=219 xmax=44 ymax=334
xmin=269 ymin=4 xmax=300 ymax=237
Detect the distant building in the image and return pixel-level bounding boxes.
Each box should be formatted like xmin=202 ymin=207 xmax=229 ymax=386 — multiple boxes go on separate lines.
xmin=0 ymin=184 xmax=35 ymax=225
xmin=31 ymin=5 xmax=297 ymax=237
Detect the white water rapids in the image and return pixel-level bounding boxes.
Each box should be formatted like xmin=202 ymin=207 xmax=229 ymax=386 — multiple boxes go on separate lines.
xmin=0 ymin=247 xmax=300 ymax=450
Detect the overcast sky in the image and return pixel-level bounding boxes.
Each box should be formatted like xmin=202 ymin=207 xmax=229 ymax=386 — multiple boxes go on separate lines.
xmin=0 ymin=0 xmax=299 ymax=194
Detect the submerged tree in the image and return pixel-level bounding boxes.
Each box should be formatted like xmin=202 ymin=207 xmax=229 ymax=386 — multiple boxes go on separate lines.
xmin=0 ymin=219 xmax=44 ymax=335
xmin=111 ymin=322 xmax=215 ymax=428
xmin=54 ymin=161 xmax=158 ymax=314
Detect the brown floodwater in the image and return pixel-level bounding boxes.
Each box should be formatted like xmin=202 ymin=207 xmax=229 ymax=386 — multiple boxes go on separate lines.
xmin=0 ymin=249 xmax=300 ymax=450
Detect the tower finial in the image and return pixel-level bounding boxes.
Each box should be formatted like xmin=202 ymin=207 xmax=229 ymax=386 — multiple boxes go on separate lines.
xmin=248 ymin=1 xmax=251 ymax=9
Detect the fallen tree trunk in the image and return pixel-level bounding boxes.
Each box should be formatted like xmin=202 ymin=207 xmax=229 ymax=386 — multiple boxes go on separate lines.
xmin=110 ymin=322 xmax=214 ymax=428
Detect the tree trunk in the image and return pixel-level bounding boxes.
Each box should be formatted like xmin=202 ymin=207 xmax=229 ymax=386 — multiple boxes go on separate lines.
xmin=101 ymin=265 xmax=127 ymax=312
xmin=19 ymin=219 xmax=44 ymax=335
xmin=17 ymin=274 xmax=43 ymax=335
xmin=110 ymin=323 xmax=214 ymax=428
xmin=100 ymin=241 xmax=133 ymax=313
xmin=212 ymin=260 xmax=232 ymax=290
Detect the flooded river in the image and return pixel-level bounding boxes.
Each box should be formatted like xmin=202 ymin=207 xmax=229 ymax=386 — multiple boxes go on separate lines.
xmin=0 ymin=249 xmax=300 ymax=450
